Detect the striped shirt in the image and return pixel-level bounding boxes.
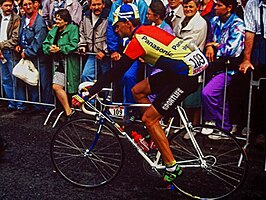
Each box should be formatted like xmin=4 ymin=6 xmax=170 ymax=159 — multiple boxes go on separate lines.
xmin=244 ymin=0 xmax=266 ymax=38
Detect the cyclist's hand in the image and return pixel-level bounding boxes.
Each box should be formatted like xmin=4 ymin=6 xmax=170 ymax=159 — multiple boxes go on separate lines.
xmin=72 ymin=82 xmax=95 ymax=108
xmin=72 ymin=94 xmax=85 ymax=108
xmin=78 ymin=82 xmax=94 ymax=92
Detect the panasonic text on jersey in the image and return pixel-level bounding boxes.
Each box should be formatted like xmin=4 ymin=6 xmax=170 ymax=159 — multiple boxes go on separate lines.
xmin=142 ymin=36 xmax=173 ymax=57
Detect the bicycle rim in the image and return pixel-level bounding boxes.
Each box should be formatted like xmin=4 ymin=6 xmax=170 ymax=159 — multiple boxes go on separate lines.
xmin=169 ymin=125 xmax=247 ymax=199
xmin=51 ymin=118 xmax=124 ymax=188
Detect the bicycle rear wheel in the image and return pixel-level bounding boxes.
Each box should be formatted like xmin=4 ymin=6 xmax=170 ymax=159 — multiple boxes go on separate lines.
xmin=51 ymin=118 xmax=124 ymax=188
xmin=169 ymin=125 xmax=247 ymax=199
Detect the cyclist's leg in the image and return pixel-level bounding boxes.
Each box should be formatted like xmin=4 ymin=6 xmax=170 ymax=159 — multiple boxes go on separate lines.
xmin=147 ymin=72 xmax=199 ymax=179
xmin=142 ymin=108 xmax=182 ymax=188
xmin=132 ymin=75 xmax=177 ymax=166
xmin=133 ymin=72 xmax=199 ymax=164
xmin=142 ymin=105 xmax=175 ymax=165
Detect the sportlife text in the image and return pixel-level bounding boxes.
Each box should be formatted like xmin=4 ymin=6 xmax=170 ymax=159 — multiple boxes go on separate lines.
xmin=162 ymin=88 xmax=184 ymax=110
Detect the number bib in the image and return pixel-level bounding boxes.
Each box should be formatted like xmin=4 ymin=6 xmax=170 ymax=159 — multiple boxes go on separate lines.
xmin=109 ymin=106 xmax=125 ymax=118
xmin=184 ymin=49 xmax=208 ymax=76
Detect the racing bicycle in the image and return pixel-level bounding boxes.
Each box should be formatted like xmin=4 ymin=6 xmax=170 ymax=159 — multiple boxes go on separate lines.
xmin=50 ymin=89 xmax=247 ymax=200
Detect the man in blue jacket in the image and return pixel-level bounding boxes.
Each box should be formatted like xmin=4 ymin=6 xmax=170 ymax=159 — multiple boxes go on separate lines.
xmin=15 ymin=0 xmax=53 ymax=114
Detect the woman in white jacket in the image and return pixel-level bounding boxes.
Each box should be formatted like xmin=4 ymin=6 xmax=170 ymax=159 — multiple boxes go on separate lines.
xmin=174 ymin=0 xmax=207 ymax=51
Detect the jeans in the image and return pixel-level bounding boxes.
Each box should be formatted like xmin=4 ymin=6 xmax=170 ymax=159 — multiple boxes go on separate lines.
xmin=0 ymin=50 xmax=16 ymax=109
xmin=81 ymin=55 xmax=111 ymax=83
xmin=202 ymin=72 xmax=233 ymax=132
xmin=39 ymin=58 xmax=53 ymax=106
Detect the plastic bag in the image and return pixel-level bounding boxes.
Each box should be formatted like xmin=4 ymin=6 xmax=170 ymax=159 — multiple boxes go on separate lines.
xmin=12 ymin=58 xmax=39 ymax=86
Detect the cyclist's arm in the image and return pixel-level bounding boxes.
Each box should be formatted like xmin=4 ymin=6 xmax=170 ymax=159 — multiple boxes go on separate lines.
xmin=89 ymin=54 xmax=135 ymax=96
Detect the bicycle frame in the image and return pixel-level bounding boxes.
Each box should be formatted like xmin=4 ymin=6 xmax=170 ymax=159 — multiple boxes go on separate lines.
xmin=81 ymin=93 xmax=207 ymax=171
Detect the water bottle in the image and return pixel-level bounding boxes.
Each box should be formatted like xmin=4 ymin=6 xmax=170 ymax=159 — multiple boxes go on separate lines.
xmin=131 ymin=131 xmax=149 ymax=152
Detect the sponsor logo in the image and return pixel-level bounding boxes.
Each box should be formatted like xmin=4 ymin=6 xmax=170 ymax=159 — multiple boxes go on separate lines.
xmin=162 ymin=88 xmax=184 ymax=110
xmin=171 ymin=40 xmax=183 ymax=50
xmin=141 ymin=36 xmax=173 ymax=57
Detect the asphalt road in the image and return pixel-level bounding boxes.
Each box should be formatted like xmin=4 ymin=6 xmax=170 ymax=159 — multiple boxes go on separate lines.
xmin=0 ymin=110 xmax=265 ymax=200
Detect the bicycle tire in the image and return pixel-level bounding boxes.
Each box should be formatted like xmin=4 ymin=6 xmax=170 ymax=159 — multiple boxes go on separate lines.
xmin=169 ymin=125 xmax=247 ymax=200
xmin=51 ymin=118 xmax=124 ymax=188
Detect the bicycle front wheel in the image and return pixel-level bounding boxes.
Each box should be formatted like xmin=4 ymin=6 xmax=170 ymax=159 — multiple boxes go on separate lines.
xmin=169 ymin=125 xmax=247 ymax=200
xmin=51 ymin=118 xmax=124 ymax=188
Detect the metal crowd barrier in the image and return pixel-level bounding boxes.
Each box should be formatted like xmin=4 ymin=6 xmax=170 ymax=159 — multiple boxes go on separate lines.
xmin=245 ymin=71 xmax=266 ymax=171
xmin=0 ymin=52 xmax=259 ymax=152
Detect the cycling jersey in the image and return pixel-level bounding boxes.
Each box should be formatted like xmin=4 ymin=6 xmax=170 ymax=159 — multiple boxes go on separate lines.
xmin=89 ymin=25 xmax=208 ymax=96
xmin=124 ymin=25 xmax=208 ymax=76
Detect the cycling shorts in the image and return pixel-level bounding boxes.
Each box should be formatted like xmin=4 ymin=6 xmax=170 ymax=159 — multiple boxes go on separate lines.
xmin=149 ymin=71 xmax=200 ymax=117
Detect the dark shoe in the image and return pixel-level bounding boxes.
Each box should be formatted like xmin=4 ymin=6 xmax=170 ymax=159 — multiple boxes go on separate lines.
xmin=123 ymin=109 xmax=141 ymax=124
xmin=65 ymin=110 xmax=76 ymax=122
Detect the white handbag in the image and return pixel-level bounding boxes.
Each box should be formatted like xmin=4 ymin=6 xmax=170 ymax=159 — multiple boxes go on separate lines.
xmin=12 ymin=58 xmax=39 ymax=86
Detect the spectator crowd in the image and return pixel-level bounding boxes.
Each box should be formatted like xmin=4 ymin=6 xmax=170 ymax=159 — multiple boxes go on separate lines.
xmin=0 ymin=0 xmax=265 ymax=147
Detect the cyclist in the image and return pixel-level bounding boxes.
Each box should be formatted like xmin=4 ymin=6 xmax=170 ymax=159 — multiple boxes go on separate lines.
xmin=72 ymin=3 xmax=208 ymax=188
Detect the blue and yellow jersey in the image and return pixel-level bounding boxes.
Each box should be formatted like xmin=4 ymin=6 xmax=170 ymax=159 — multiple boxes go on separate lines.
xmin=124 ymin=26 xmax=208 ymax=76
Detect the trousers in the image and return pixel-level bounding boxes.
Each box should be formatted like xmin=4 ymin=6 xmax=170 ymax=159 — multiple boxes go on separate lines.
xmin=202 ymin=72 xmax=233 ymax=132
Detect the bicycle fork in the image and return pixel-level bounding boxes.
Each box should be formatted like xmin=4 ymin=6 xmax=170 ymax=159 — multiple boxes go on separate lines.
xmin=83 ymin=113 xmax=109 ymax=156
